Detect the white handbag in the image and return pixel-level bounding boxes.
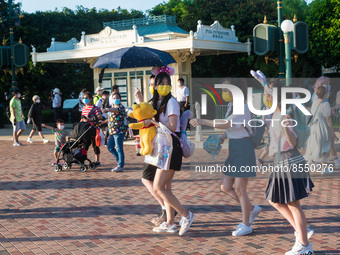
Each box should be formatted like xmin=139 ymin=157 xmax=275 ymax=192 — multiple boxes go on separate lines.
xmin=144 ymin=123 xmax=173 ymax=170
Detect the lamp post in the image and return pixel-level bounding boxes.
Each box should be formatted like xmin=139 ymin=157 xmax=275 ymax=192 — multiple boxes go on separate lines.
xmin=0 ymin=0 xmax=22 ymax=92
xmin=281 ymin=19 xmax=294 ymax=87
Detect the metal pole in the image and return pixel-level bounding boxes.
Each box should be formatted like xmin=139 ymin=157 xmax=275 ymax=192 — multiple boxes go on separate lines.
xmin=283 ymin=32 xmax=292 ymax=87
xmin=277 ymin=0 xmax=285 ymax=78
xmin=8 ymin=0 xmax=18 ymax=91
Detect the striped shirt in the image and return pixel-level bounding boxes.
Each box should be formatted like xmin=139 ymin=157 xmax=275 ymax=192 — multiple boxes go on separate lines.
xmin=81 ymin=105 xmax=101 ymax=120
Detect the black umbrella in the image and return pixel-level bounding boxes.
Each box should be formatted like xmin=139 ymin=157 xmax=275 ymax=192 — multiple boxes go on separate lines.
xmin=92 ymin=46 xmax=176 ymax=69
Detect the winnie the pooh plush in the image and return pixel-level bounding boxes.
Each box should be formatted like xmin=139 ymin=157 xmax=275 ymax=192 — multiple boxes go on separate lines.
xmin=129 ymin=102 xmax=157 ymax=155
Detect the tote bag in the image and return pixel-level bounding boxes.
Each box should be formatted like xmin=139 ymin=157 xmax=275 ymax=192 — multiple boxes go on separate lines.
xmin=144 ymin=123 xmax=173 ymax=170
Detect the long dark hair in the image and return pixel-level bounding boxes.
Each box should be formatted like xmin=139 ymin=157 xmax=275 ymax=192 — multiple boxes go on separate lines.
xmin=152 ymin=72 xmax=172 ymax=122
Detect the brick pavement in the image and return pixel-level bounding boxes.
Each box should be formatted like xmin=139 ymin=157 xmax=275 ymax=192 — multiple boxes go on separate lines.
xmin=0 ymin=141 xmax=339 ymax=255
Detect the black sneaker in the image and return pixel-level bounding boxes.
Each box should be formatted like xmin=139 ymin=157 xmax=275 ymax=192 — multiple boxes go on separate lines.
xmin=95 ymin=161 xmax=101 ymax=167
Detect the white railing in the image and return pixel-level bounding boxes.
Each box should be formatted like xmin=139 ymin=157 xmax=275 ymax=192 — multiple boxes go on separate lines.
xmin=103 ymin=15 xmax=176 ymax=29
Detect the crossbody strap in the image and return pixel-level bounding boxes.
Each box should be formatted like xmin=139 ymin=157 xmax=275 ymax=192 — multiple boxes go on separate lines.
xmin=307 ymin=100 xmax=325 ymax=126
xmin=87 ymin=105 xmax=96 ymax=118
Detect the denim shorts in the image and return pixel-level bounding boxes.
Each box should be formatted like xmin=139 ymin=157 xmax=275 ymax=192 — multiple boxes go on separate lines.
xmin=12 ymin=120 xmax=26 ymax=132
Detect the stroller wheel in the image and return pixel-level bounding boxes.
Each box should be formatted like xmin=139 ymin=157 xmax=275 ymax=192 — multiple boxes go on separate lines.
xmin=63 ymin=162 xmax=72 ymax=170
xmin=80 ymin=165 xmax=88 ymax=172
xmin=89 ymin=162 xmax=96 ymax=170
xmin=54 ymin=165 xmax=62 ymax=172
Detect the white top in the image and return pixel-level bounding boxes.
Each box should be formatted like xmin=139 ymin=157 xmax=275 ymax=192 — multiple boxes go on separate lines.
xmin=176 ymin=86 xmax=190 ymax=102
xmin=96 ymin=98 xmax=103 ymax=108
xmin=78 ymin=92 xmax=84 ymax=112
xmin=158 ymin=97 xmax=180 ymax=132
xmin=225 ymin=103 xmax=252 ymax=139
xmin=52 ymin=94 xmax=62 ymax=108
xmin=311 ymin=99 xmax=331 ymax=117
xmin=269 ymin=111 xmax=297 ymax=156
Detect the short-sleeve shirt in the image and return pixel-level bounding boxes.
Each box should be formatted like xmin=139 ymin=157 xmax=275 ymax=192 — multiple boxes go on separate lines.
xmin=176 ymin=86 xmax=190 ymax=102
xmin=81 ymin=105 xmax=102 ymax=121
xmin=52 ymin=94 xmax=62 ymax=108
xmin=108 ymin=104 xmax=126 ymax=135
xmin=158 ymin=97 xmax=180 ymax=132
xmin=10 ymin=97 xmax=23 ymax=122
xmin=225 ymin=103 xmax=252 ymax=139
xmin=269 ymin=111 xmax=297 ymax=156
xmin=52 ymin=128 xmax=68 ymax=146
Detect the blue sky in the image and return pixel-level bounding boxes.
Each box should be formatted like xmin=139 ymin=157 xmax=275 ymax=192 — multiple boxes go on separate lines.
xmin=18 ymin=0 xmax=313 ymax=14
xmin=19 ymin=0 xmax=165 ymax=13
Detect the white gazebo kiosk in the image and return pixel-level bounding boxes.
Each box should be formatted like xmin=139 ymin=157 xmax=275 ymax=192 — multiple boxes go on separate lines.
xmin=32 ymin=15 xmax=251 ymax=107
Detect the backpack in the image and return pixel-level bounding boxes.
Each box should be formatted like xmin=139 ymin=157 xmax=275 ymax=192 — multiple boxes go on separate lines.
xmin=203 ymin=134 xmax=222 ymax=160
xmin=244 ymin=113 xmax=266 ymax=149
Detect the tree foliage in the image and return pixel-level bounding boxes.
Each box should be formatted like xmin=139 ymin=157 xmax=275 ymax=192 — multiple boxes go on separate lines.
xmin=306 ymin=0 xmax=340 ymax=68
xmin=0 ymin=3 xmax=144 ymax=107
xmin=0 ymin=0 xmax=338 ymax=109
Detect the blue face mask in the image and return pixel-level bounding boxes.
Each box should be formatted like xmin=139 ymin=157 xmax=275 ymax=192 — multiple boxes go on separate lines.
xmin=83 ymin=98 xmax=90 ymax=104
xmin=113 ymin=99 xmax=120 ymax=105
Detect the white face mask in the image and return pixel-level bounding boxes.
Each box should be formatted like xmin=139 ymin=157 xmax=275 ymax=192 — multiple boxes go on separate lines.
xmin=36 ymin=99 xmax=40 ymax=103
xmin=59 ymin=125 xmax=65 ymax=130
xmin=178 ymin=82 xmax=182 ymax=86
xmin=17 ymin=93 xmax=21 ymax=98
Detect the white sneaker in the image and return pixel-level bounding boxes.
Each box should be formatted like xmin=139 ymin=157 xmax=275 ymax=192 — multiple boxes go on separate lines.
xmin=179 ymin=211 xmax=195 ymax=236
xmin=333 ymin=159 xmax=340 ymax=169
xmin=294 ymin=226 xmax=314 ymax=240
xmin=249 ymin=205 xmax=262 ymax=224
xmin=27 ymin=138 xmax=34 ymax=143
xmin=111 ymin=166 xmax=124 ymax=172
xmin=42 ymin=138 xmax=49 ymax=144
xmin=321 ymin=168 xmax=334 ymax=174
xmin=232 ymin=223 xmax=252 ymax=236
xmin=153 ymin=222 xmax=177 ymax=233
xmin=285 ymin=242 xmax=314 ymax=255
xmin=13 ymin=142 xmax=22 ymax=146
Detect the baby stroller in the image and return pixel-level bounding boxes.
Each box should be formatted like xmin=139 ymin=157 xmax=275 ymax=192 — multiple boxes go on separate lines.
xmin=53 ymin=122 xmax=97 ymax=172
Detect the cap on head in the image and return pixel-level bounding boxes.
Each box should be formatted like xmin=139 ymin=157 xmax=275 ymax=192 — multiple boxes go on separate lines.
xmin=53 ymin=88 xmax=60 ymax=94
xmin=96 ymin=87 xmax=104 ymax=93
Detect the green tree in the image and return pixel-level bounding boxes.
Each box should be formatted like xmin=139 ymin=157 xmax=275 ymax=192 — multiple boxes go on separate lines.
xmin=306 ymin=0 xmax=340 ymax=68
xmin=0 ymin=3 xmax=145 ymax=107
xmin=282 ymin=0 xmax=309 ymax=21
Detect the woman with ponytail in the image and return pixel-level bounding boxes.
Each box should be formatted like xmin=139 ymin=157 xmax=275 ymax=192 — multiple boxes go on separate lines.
xmin=143 ymin=70 xmax=195 ymax=236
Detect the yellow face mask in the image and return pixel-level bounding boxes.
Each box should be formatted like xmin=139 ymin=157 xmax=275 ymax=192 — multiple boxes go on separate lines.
xmin=222 ymin=92 xmax=233 ymax=102
xmin=149 ymin=86 xmax=154 ymax=95
xmin=263 ymin=94 xmax=273 ymax=108
xmin=157 ymin=85 xmax=171 ymax=96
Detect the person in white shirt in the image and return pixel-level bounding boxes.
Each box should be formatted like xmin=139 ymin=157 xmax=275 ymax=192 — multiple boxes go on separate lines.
xmin=190 ymin=79 xmax=261 ymax=237
xmin=52 ymin=88 xmax=62 ymax=122
xmin=143 ymin=71 xmax=196 ymax=236
xmin=175 ymin=78 xmax=190 ymax=115
xmin=78 ymin=87 xmax=87 ymax=112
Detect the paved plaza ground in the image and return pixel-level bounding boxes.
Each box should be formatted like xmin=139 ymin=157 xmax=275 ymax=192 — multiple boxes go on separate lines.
xmin=0 ymin=135 xmax=339 ymax=254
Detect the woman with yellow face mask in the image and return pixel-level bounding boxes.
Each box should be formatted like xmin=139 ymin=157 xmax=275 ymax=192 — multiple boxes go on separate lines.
xmin=142 ymin=71 xmax=196 ymax=236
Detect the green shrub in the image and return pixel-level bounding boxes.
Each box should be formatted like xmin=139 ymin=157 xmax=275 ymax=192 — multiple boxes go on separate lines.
xmin=41 ymin=110 xmax=54 ymax=123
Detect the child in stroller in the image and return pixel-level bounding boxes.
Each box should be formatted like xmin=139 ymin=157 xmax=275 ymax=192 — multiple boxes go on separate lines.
xmin=43 ymin=120 xmax=97 ymax=172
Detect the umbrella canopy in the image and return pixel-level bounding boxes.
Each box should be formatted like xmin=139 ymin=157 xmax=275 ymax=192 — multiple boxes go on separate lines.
xmin=92 ymin=46 xmax=176 ymax=69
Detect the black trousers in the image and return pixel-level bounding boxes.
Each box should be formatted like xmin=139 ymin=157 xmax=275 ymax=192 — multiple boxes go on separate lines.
xmin=179 ymin=101 xmax=190 ymax=116
xmin=54 ymin=107 xmax=62 ymax=122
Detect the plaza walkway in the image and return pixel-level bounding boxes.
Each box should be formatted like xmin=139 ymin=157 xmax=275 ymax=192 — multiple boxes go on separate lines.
xmin=0 ymin=132 xmax=339 ymax=254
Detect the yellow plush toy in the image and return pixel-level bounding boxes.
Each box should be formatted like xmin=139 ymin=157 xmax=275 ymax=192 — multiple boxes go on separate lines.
xmin=129 ymin=102 xmax=157 ymax=155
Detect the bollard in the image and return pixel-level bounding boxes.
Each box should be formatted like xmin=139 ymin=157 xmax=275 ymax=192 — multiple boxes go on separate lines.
xmin=195 ymin=102 xmax=202 ymax=141
xmin=135 ymin=136 xmax=141 ymax=156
